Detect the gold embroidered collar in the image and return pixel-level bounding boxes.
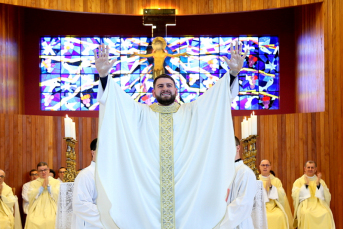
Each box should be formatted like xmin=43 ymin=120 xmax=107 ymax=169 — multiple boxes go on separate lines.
xmin=149 ymin=102 xmax=180 ymax=114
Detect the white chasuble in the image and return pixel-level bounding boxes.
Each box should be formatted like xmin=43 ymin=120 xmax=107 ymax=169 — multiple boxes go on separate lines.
xmin=96 ymin=72 xmax=238 ymax=229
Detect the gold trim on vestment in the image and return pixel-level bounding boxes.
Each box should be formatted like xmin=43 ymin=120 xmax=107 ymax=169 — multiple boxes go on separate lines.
xmin=150 ymin=102 xmax=180 ymax=229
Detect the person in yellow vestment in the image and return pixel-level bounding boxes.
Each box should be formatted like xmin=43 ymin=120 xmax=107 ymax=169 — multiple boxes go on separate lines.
xmin=292 ymin=160 xmax=335 ymax=229
xmin=258 ymin=160 xmax=293 ymax=229
xmin=0 ymin=169 xmax=16 ymax=229
xmin=25 ymin=162 xmax=60 ymax=229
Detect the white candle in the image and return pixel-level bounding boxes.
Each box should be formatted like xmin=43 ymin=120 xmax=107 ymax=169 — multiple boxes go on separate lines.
xmin=71 ymin=122 xmax=76 ymax=140
xmin=241 ymin=119 xmax=245 ymax=140
xmin=248 ymin=118 xmax=252 ymax=137
xmin=251 ymin=111 xmax=257 ymax=135
xmin=64 ymin=115 xmax=72 ymax=138
xmin=242 ymin=117 xmax=249 ymax=139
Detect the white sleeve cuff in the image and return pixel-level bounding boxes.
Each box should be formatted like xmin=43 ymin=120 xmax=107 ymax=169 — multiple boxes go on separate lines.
xmin=315 ymin=184 xmax=325 ymax=201
xmin=268 ymin=185 xmax=279 ymax=200
xmin=229 ymin=73 xmax=239 ymax=101
xmin=299 ymin=185 xmax=311 ymax=203
xmin=262 ymin=188 xmax=269 ymax=203
xmin=35 ymin=186 xmax=44 ymax=200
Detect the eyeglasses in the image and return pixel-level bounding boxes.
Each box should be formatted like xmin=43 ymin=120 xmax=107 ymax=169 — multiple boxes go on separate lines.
xmin=0 ymin=175 xmax=5 ymax=179
xmin=59 ymin=171 xmax=66 ymax=174
xmin=38 ymin=169 xmax=49 ymax=173
xmin=30 ymin=173 xmax=38 ymax=176
xmin=260 ymin=164 xmax=270 ymax=167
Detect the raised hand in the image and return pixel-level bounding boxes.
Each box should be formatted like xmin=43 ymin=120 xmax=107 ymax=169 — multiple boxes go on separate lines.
xmin=43 ymin=176 xmax=49 ymax=188
xmin=94 ymin=44 xmax=116 ymax=78
xmin=266 ymin=177 xmax=272 ymax=191
xmin=222 ymin=40 xmax=248 ymax=76
xmin=317 ymin=172 xmax=322 ymax=186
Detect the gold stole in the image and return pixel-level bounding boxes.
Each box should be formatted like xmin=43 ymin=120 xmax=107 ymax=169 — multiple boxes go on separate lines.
xmin=150 ymin=103 xmax=180 ymax=229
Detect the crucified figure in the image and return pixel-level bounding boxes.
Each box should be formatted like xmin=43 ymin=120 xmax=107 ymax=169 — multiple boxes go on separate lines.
xmin=131 ymin=37 xmax=189 ymax=79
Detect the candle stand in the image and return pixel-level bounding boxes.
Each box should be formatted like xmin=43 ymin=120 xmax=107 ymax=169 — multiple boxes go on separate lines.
xmin=241 ymin=135 xmax=259 ymax=179
xmin=63 ymin=137 xmax=77 ymax=182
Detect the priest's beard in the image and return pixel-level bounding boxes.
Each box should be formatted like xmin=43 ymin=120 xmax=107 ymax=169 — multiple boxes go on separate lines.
xmin=155 ymin=91 xmax=176 ymax=106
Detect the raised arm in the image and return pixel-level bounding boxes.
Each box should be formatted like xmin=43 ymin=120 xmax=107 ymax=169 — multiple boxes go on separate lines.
xmin=132 ymin=52 xmax=154 ymax=58
xmin=166 ymin=52 xmax=189 ymax=57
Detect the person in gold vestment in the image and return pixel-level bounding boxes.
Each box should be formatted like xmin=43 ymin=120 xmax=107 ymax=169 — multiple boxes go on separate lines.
xmin=0 ymin=169 xmax=16 ymax=229
xmin=292 ymin=160 xmax=335 ymax=229
xmin=25 ymin=162 xmax=60 ymax=229
xmin=258 ymin=160 xmax=293 ymax=229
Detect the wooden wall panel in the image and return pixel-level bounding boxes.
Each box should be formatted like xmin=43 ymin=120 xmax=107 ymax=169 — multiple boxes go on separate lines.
xmin=0 ymin=0 xmax=322 ymax=15
xmin=0 ymin=4 xmax=23 ymax=114
xmin=0 ymin=114 xmax=98 ymax=219
xmin=295 ymin=3 xmax=325 ymax=113
xmin=233 ymin=112 xmax=339 ymax=224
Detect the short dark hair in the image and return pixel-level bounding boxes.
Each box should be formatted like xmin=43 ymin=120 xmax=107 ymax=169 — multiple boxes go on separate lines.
xmin=304 ymin=160 xmax=317 ymax=167
xmin=29 ymin=169 xmax=37 ymax=175
xmin=90 ymin=138 xmax=97 ymax=151
xmin=153 ymin=74 xmax=176 ymax=88
xmin=49 ymin=169 xmax=56 ymax=177
xmin=235 ymin=136 xmax=240 ymax=146
xmin=37 ymin=162 xmax=48 ymax=169
xmin=59 ymin=167 xmax=66 ymax=172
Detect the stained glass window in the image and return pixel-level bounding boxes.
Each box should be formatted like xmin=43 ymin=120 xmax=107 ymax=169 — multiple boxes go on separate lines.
xmin=40 ymin=36 xmax=279 ymax=111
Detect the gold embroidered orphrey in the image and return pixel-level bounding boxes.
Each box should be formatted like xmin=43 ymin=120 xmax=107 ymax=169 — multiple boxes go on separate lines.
xmin=150 ymin=102 xmax=180 ymax=229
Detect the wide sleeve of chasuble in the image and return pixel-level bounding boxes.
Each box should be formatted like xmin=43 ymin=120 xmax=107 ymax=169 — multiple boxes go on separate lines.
xmin=96 ymin=75 xmax=159 ymax=229
xmin=0 ymin=183 xmax=15 ymax=229
xmin=172 ymin=72 xmax=238 ymax=228
xmin=271 ymin=177 xmax=293 ymax=229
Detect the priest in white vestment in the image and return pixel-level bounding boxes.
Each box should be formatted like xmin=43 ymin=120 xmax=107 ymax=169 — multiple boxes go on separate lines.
xmin=94 ymin=41 xmax=246 ymax=229
xmin=22 ymin=169 xmax=38 ymax=215
xmin=72 ymin=138 xmax=103 ymax=229
xmin=220 ymin=137 xmax=257 ymax=229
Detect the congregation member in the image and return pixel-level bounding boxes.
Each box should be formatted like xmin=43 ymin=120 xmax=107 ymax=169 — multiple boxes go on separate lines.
xmin=220 ymin=136 xmax=257 ymax=228
xmin=292 ymin=160 xmax=335 ymax=229
xmin=25 ymin=162 xmax=60 ymax=229
xmin=49 ymin=169 xmax=56 ymax=178
xmin=259 ymin=160 xmax=293 ymax=229
xmin=72 ymin=138 xmax=103 ymax=228
xmin=0 ymin=169 xmax=21 ymax=229
xmin=58 ymin=167 xmax=67 ymax=182
xmin=22 ymin=169 xmax=38 ymax=215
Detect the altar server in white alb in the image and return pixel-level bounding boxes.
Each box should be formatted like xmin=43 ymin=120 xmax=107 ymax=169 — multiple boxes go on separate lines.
xmin=72 ymin=138 xmax=103 ymax=229
xmin=220 ymin=136 xmax=257 ymax=229
xmin=94 ymin=40 xmax=246 ymax=229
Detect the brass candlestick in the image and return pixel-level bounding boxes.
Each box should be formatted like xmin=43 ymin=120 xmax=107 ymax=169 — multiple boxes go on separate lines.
xmin=63 ymin=137 xmax=77 ymax=182
xmin=241 ymin=135 xmax=259 ymax=179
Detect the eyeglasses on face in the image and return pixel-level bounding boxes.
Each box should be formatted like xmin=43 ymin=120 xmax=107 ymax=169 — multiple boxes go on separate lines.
xmin=38 ymin=169 xmax=49 ymax=173
xmin=30 ymin=173 xmax=38 ymax=176
xmin=59 ymin=171 xmax=66 ymax=174
xmin=0 ymin=175 xmax=5 ymax=179
xmin=260 ymin=164 xmax=271 ymax=167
